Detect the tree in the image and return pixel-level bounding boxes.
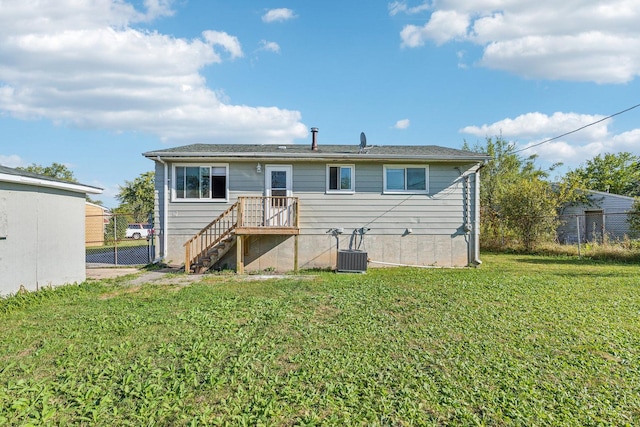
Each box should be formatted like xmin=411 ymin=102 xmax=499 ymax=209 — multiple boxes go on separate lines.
xmin=463 ymin=136 xmax=555 ymax=247
xmin=17 ymin=162 xmax=77 ymax=182
xmin=565 ymin=152 xmax=640 ymax=197
xmin=463 ymin=136 xmax=583 ymax=250
xmin=627 ymin=198 xmax=640 ymax=238
xmin=499 ymin=178 xmax=559 ymax=251
xmin=104 ymin=206 xmax=132 ymax=243
xmin=17 ymin=162 xmax=104 ymax=205
xmin=116 ymin=171 xmax=155 ymax=223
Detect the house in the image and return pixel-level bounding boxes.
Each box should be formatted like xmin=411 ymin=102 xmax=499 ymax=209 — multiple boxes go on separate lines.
xmin=0 ymin=165 xmax=102 ymax=296
xmin=85 ymin=202 xmax=111 ymax=247
xmin=143 ymin=133 xmax=488 ymax=273
xmin=558 ymin=190 xmax=637 ymax=243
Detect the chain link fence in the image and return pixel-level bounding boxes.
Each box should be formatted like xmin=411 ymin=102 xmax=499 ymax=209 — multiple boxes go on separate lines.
xmin=483 ymin=210 xmax=639 ymax=250
xmin=85 ymin=211 xmax=156 ymax=266
xmin=557 ymin=211 xmax=635 ymax=244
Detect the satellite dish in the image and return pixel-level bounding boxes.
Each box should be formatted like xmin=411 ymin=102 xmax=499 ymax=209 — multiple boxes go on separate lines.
xmin=359 ymin=132 xmax=367 ymax=150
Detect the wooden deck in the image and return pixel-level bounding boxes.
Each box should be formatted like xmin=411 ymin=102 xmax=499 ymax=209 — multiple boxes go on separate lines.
xmin=184 ymin=196 xmax=299 ymax=274
xmin=235 ymin=226 xmax=299 ymax=235
xmin=235 ymin=196 xmax=300 ymax=273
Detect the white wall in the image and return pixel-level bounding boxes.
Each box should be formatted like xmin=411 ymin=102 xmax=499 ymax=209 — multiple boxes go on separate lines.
xmin=0 ymin=182 xmax=86 ymax=296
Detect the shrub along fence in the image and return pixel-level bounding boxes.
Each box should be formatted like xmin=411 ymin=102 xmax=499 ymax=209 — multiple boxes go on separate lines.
xmin=85 ymin=212 xmax=155 ymax=266
xmin=483 ymin=211 xmax=639 ymax=250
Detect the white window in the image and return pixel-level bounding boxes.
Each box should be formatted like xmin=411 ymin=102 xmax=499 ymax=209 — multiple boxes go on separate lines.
xmin=326 ymin=165 xmax=354 ymax=193
xmin=173 ymin=164 xmax=228 ymax=201
xmin=383 ymin=165 xmax=429 ymax=194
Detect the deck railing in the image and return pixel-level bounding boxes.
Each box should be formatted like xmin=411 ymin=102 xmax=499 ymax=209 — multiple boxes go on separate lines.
xmin=237 ymin=196 xmax=299 ymax=228
xmin=184 ymin=196 xmax=299 ymax=272
xmin=184 ymin=202 xmax=238 ymax=272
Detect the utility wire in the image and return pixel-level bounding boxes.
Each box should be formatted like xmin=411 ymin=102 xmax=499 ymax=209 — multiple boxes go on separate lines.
xmin=514 ymin=103 xmax=640 ymax=154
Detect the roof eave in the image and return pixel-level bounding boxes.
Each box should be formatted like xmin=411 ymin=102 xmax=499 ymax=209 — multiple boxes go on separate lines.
xmin=0 ymin=173 xmax=103 ymax=194
xmin=143 ymin=151 xmax=489 ymax=163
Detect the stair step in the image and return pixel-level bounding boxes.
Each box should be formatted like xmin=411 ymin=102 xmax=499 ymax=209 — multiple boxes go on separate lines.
xmin=187 ymin=232 xmax=236 ymax=274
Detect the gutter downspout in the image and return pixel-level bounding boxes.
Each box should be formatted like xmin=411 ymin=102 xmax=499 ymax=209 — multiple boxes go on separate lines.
xmin=472 ymin=163 xmax=484 ymax=266
xmin=156 ymin=156 xmax=169 ymax=261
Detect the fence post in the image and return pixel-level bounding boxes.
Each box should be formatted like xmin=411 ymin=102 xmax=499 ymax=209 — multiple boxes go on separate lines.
xmin=576 ymin=215 xmax=581 ymax=258
xmin=148 ymin=237 xmax=153 ymax=263
xmin=114 ymin=214 xmax=118 ymax=265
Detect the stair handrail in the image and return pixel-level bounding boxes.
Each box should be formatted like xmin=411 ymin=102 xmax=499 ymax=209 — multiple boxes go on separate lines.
xmin=184 ymin=202 xmax=238 ymax=272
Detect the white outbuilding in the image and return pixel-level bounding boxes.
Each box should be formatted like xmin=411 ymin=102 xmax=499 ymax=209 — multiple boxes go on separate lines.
xmin=0 ymin=165 xmax=102 ymax=296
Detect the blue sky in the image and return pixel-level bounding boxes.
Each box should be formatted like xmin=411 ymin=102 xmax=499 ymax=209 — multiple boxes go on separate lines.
xmin=1 ymin=0 xmax=639 ymax=208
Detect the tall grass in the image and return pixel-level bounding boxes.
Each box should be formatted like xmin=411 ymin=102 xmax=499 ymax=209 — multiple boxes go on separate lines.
xmin=484 ymin=237 xmax=640 ymax=262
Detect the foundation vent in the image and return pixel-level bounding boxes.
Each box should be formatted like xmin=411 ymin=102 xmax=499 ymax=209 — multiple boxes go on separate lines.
xmin=337 ymin=250 xmax=368 ymax=273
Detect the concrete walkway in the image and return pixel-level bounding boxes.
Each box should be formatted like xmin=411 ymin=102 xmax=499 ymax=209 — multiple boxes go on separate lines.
xmin=86 ymin=266 xmax=201 ymax=286
xmin=86 ymin=266 xmax=311 ymax=287
xmin=86 ymin=267 xmax=141 ymax=280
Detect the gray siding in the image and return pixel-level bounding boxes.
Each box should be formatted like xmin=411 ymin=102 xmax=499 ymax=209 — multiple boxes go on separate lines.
xmin=558 ymin=191 xmax=636 ymax=242
xmin=295 ymin=162 xmax=470 ymax=237
xmin=154 ymin=159 xmax=480 ymax=267
xmin=0 ymin=182 xmax=86 ymax=296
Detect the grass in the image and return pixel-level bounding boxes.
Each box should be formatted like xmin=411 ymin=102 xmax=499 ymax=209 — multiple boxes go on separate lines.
xmin=483 ymin=238 xmax=640 ymax=263
xmin=1 ymin=254 xmax=639 ymax=425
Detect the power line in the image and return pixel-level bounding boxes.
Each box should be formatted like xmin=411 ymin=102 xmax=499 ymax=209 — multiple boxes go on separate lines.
xmin=514 ymin=103 xmax=640 ymax=154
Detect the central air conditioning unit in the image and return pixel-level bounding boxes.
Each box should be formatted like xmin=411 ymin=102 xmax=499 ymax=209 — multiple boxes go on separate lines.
xmin=337 ymin=250 xmax=368 ymax=273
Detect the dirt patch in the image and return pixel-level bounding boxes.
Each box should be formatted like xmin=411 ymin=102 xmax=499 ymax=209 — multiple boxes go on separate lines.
xmin=87 ymin=266 xmax=203 ymax=287
xmin=127 ymin=269 xmax=200 ymax=286
xmin=86 ymin=267 xmax=141 ymax=280
xmin=87 ymin=266 xmax=317 ymax=288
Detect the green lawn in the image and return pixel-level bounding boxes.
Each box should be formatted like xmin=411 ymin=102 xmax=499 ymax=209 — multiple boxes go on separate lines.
xmin=1 ymin=254 xmax=639 ymax=426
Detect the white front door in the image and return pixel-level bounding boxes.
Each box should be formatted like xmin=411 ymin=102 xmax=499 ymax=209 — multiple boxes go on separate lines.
xmin=265 ymin=165 xmax=293 ymax=226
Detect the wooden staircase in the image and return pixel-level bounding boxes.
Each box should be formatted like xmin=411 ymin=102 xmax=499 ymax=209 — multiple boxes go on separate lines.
xmin=190 ymin=233 xmax=236 ymax=273
xmin=184 ymin=202 xmax=238 ymax=273
xmin=184 ymin=197 xmax=300 ymax=274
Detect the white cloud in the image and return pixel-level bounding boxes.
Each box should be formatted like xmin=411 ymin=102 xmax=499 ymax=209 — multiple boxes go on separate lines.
xmin=0 ymin=0 xmax=172 ymax=34
xmin=388 ymin=1 xmax=431 ymax=16
xmin=259 ymin=40 xmax=281 ymax=54
xmin=398 ymin=1 xmax=640 ymax=83
xmin=95 ymin=183 xmax=121 ymax=207
xmin=460 ymin=111 xmax=640 ymax=170
xmin=0 ymin=154 xmax=25 ymax=168
xmin=142 ymin=0 xmax=175 ymax=21
xmin=394 ymin=119 xmax=410 ymax=129
xmin=461 ymin=112 xmax=609 ymax=141
xmin=401 ymin=10 xmax=469 ymax=47
xmin=262 ymin=8 xmax=296 ymax=23
xmin=202 ymin=30 xmax=243 ymax=59
xmin=0 ymin=0 xmax=307 ymax=144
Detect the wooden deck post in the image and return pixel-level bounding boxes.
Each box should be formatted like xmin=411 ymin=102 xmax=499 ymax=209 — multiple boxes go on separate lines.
xmin=185 ymin=245 xmax=191 ymax=273
xmin=236 ymin=235 xmax=244 ymax=274
xmin=294 ymin=234 xmax=299 ymax=272
xmin=295 ymin=198 xmax=300 ymax=228
xmin=237 ymin=198 xmax=244 ymax=228
xmin=294 ymin=199 xmax=299 ymax=272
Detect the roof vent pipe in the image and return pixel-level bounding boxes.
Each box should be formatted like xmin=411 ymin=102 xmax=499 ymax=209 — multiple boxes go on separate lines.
xmin=311 ymin=127 xmax=319 ymax=151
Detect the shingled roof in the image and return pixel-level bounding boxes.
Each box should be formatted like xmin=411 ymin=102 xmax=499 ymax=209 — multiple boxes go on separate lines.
xmin=143 ymin=144 xmax=488 ymax=162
